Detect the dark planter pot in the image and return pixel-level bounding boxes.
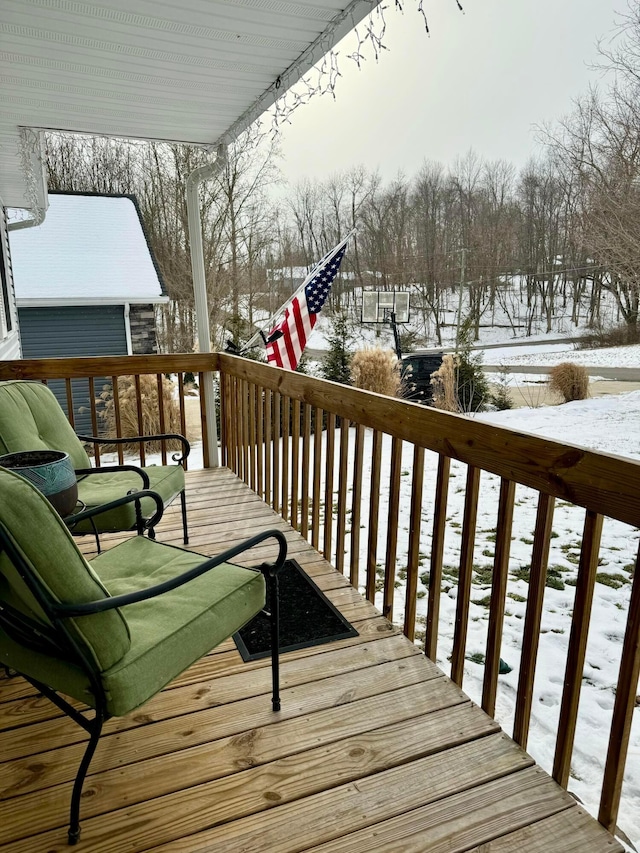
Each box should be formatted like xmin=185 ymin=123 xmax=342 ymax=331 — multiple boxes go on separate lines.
xmin=0 ymin=450 xmax=78 ymax=517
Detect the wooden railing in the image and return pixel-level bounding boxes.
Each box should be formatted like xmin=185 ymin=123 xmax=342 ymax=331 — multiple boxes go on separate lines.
xmin=1 ymin=352 xmax=639 ymax=837
xmin=216 ymin=352 xmax=640 ymax=839
xmin=0 ymin=354 xmax=216 ymax=467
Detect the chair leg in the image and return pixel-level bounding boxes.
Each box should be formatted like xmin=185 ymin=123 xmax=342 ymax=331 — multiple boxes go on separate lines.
xmin=90 ymin=518 xmax=101 ymax=555
xmin=266 ymin=571 xmax=280 ymax=712
xmin=68 ymin=709 xmax=105 ymax=845
xmin=180 ymin=490 xmax=189 ymax=544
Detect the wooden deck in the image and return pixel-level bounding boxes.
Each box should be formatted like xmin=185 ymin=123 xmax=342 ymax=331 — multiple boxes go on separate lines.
xmin=0 ymin=468 xmax=623 ymax=853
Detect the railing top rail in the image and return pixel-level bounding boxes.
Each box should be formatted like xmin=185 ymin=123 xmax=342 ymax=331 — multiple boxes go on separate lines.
xmin=218 ymin=353 xmax=640 ymax=528
xmin=0 ymin=353 xmax=220 ymax=380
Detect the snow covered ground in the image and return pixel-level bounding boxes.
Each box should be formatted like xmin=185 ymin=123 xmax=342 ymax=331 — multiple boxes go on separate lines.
xmin=490 ymin=342 xmax=640 ymax=369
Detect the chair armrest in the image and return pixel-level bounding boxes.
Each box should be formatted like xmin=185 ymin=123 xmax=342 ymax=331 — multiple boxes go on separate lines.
xmin=64 ymin=489 xmax=164 ymax=532
xmin=75 ymin=465 xmax=150 ymax=489
xmin=52 ymin=528 xmax=288 ymax=616
xmin=77 ymin=433 xmax=191 ymax=464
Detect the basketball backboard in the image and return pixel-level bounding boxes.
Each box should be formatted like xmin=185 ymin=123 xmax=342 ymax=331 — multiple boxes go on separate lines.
xmin=361 ymin=290 xmax=410 ymax=323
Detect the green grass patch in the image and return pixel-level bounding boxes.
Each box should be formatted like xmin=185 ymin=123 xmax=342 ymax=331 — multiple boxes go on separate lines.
xmin=595 ymin=572 xmax=631 ymax=589
xmin=474 ymin=566 xmax=494 ymax=585
xmin=512 ymin=566 xmax=531 ymax=582
xmin=508 ymin=592 xmax=527 ymax=603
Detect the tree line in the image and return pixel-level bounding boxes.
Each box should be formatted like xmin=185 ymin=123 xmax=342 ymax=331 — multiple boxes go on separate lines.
xmin=44 ymin=3 xmax=640 ymax=352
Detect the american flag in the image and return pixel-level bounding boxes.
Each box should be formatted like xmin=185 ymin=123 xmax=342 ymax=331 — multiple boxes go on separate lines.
xmin=265 ymin=237 xmax=350 ymax=371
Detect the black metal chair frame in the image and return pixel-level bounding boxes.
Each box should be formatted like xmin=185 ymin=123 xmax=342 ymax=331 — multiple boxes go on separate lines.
xmin=0 ymin=490 xmax=285 ymax=846
xmin=75 ymin=431 xmax=190 ymax=547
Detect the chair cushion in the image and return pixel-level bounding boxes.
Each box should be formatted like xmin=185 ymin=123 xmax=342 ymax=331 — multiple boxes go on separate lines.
xmin=92 ymin=536 xmax=266 ymax=717
xmin=0 ymin=381 xmax=91 ymax=469
xmin=73 ymin=465 xmax=185 ymax=533
xmin=0 ymin=469 xmax=131 ymax=675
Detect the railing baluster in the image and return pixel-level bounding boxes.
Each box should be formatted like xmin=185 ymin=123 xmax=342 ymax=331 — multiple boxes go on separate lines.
xmin=264 ymin=388 xmax=272 ymax=505
xmin=248 ymin=382 xmax=256 ymax=491
xmin=301 ymin=403 xmax=311 ymax=539
xmin=87 ymin=377 xmax=101 ymax=466
xmin=233 ymin=377 xmax=239 ymax=476
xmin=156 ymin=373 xmax=167 ymax=465
xmin=272 ymin=392 xmax=280 ymax=514
xmin=235 ymin=377 xmax=243 ymax=479
xmin=350 ymin=424 xmax=365 ymax=590
xmin=219 ymin=371 xmax=227 ymax=469
xmin=513 ymin=492 xmax=555 ymax=749
xmin=482 ymin=478 xmax=516 ymax=716
xmin=323 ymin=412 xmax=336 ymax=561
xmin=227 ymin=373 xmax=236 ymax=473
xmin=311 ymin=407 xmax=323 ymax=550
xmin=241 ymin=379 xmax=250 ymax=485
xmin=404 ymin=445 xmax=425 ymax=641
xmin=256 ymin=384 xmax=264 ymax=499
xmin=599 ymin=540 xmax=640 ymax=833
xmin=383 ymin=437 xmax=403 ymax=621
xmin=177 ymin=373 xmax=188 ymax=470
xmin=134 ymin=375 xmax=145 ymax=466
xmin=335 ymin=417 xmax=349 ymax=575
xmin=425 ymin=454 xmax=451 ymax=661
xmin=365 ymin=430 xmax=382 ymax=604
xmin=450 ymin=464 xmax=481 ymax=686
xmin=64 ymin=378 xmax=75 ymax=430
xmin=281 ymin=396 xmax=290 ymax=522
xmin=110 ymin=375 xmax=124 ymax=464
xmin=198 ymin=371 xmax=210 ymax=469
xmin=553 ymin=509 xmax=604 ymax=789
xmin=290 ymin=399 xmax=301 ymax=529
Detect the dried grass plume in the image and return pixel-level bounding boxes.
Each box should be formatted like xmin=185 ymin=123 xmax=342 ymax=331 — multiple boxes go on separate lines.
xmin=99 ymin=374 xmax=182 ymax=451
xmin=548 ymin=362 xmax=589 ymax=403
xmin=430 ymin=354 xmax=461 ymax=413
xmin=350 ymin=348 xmax=403 ymax=397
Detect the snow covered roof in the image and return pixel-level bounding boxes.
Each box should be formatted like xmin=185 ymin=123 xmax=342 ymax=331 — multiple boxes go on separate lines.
xmin=9 ymin=193 xmax=168 ymax=306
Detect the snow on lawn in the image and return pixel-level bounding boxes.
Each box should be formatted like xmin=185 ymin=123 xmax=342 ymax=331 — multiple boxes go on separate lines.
xmin=486 ymin=342 xmax=640 ymax=369
xmin=478 ymin=391 xmax=640 ymax=461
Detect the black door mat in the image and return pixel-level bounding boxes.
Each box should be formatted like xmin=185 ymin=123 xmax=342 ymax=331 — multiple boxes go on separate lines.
xmin=234 ymin=559 xmax=358 ymax=661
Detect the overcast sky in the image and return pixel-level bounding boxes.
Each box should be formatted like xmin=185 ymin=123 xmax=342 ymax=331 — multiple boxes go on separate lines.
xmin=275 ymin=0 xmax=626 ymax=185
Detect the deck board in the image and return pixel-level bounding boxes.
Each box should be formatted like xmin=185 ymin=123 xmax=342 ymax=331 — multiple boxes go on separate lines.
xmin=0 ymin=468 xmax=623 ymax=853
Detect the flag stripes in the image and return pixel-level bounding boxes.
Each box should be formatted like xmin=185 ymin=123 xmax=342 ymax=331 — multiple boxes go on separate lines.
xmin=265 ymin=236 xmax=350 ymax=371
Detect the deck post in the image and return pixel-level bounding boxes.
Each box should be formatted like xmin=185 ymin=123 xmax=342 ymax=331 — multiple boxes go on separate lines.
xmin=186 ymin=146 xmax=227 ymax=467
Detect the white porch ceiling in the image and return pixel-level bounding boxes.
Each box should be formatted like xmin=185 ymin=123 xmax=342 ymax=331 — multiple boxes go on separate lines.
xmin=0 ymin=0 xmax=382 ymax=210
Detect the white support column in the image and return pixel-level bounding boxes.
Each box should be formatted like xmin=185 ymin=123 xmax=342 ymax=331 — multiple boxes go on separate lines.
xmin=123 ymin=302 xmax=133 ymax=355
xmin=185 ymin=145 xmax=227 ymax=468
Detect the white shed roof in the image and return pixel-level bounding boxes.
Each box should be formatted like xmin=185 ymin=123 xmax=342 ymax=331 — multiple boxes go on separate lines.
xmin=0 ymin=0 xmax=383 ymax=211
xmin=9 ymin=193 xmax=168 ymax=305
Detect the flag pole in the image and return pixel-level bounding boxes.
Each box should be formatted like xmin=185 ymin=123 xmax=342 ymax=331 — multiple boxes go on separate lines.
xmin=241 ymin=229 xmax=355 ymax=353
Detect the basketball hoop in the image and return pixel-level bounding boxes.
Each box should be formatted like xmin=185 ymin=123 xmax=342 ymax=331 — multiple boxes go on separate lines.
xmin=361 ymin=291 xmax=410 ymax=324
xmin=361 ymin=290 xmax=410 ymax=358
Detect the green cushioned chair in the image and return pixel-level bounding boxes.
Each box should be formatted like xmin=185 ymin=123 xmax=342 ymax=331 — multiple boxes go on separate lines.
xmin=0 ymin=467 xmax=286 ymax=845
xmin=0 ymin=379 xmax=190 ymax=545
